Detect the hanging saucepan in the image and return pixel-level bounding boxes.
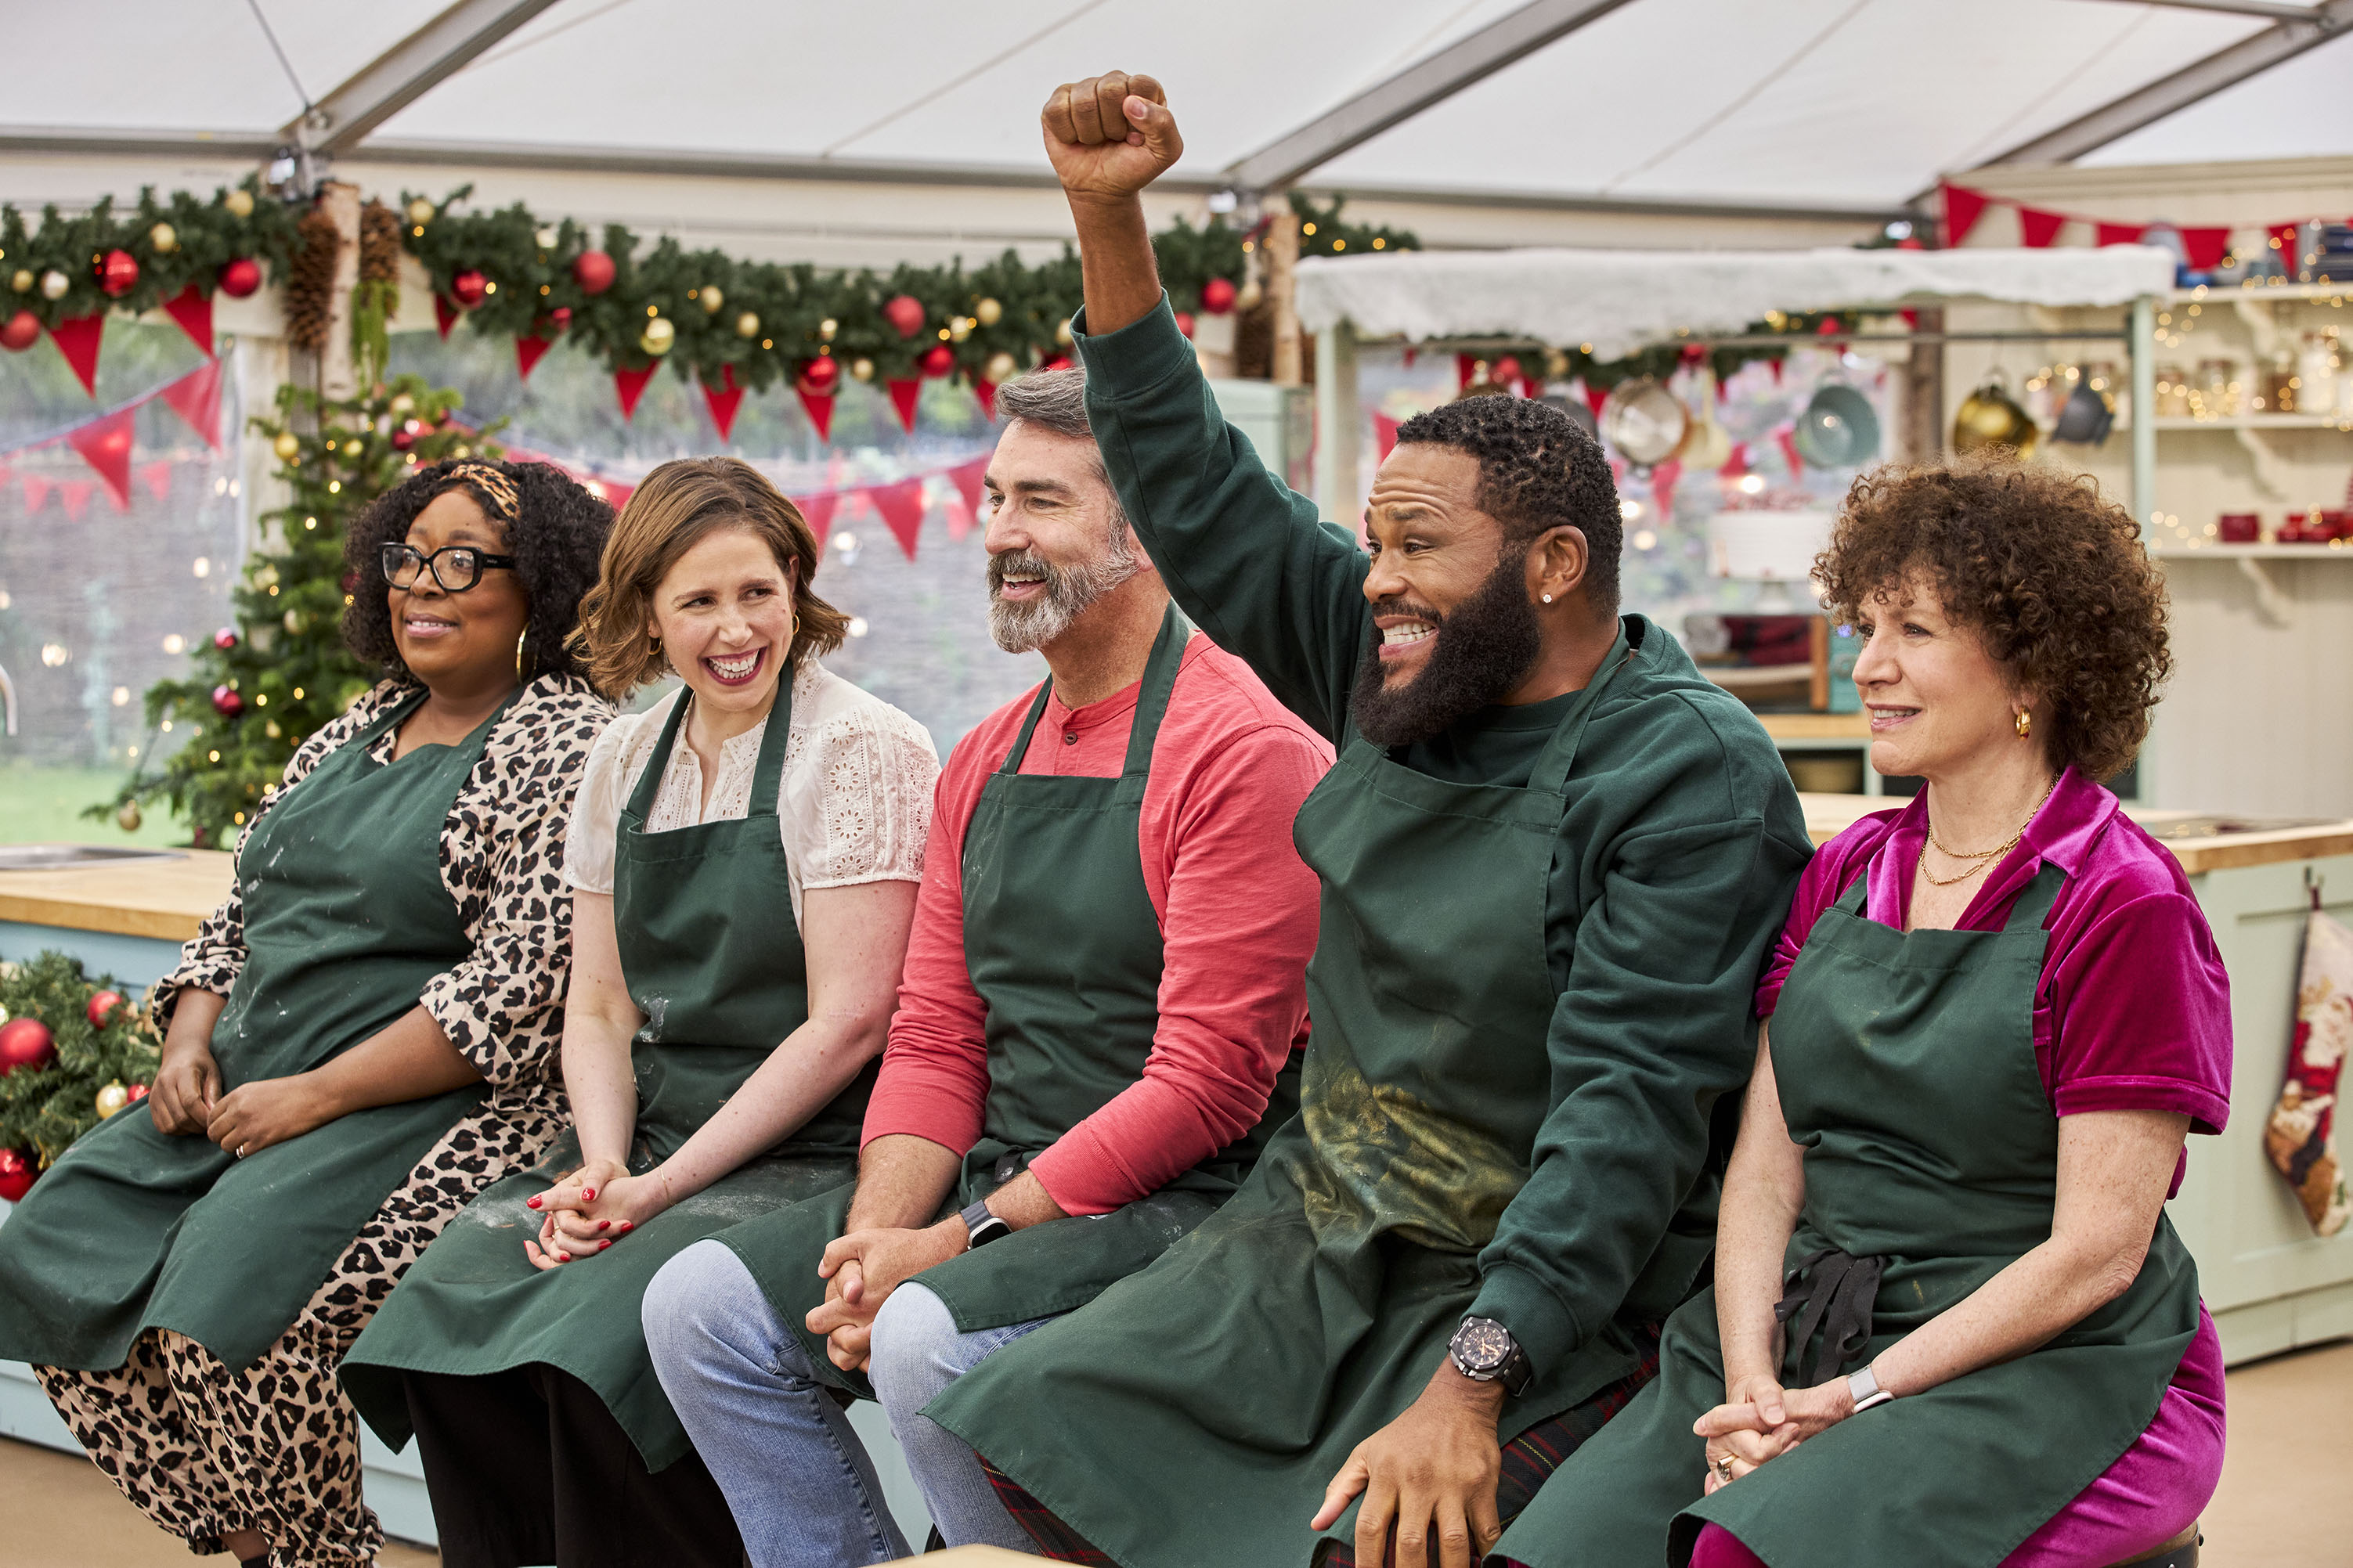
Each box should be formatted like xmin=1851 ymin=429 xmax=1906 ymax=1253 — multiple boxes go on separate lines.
xmin=1953 ymin=373 xmax=2041 ymax=462
xmin=2051 ymin=382 xmax=2115 ymax=445
xmin=1600 ymin=377 xmax=1687 ymax=470
xmin=1676 ymin=369 xmax=1734 ymax=471
xmin=1792 ymin=383 xmax=1882 ymax=470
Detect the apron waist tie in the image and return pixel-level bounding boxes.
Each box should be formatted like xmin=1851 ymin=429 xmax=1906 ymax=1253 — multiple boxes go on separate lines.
xmin=1774 ymin=1246 xmax=1885 ymax=1388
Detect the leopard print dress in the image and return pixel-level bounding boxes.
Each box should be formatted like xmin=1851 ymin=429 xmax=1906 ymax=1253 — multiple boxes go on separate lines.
xmin=36 ymin=673 xmax=613 ymax=1568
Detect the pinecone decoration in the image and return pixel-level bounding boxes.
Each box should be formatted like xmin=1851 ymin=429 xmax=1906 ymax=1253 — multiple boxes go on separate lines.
xmin=359 ymin=200 xmax=402 ymax=301
xmin=283 ymin=205 xmax=341 ymax=354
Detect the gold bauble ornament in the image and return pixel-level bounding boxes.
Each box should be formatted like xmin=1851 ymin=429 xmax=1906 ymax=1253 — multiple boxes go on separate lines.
xmin=96 ymin=1081 xmax=130 ymax=1119
xmin=41 ymin=269 xmax=70 ymax=301
xmin=1236 ymin=278 xmax=1263 ymax=312
xmin=975 ymin=297 xmax=1003 ymax=327
xmin=818 ymin=318 xmax=838 ymax=342
xmin=150 ymin=222 xmax=179 ymax=254
xmin=1544 ymin=348 xmax=1572 ymax=380
xmin=388 ymin=393 xmax=414 ymax=417
xmin=983 ymin=351 xmax=1019 ymax=384
xmin=948 ymin=316 xmax=973 ymax=343
xmin=850 ymin=357 xmax=875 ymax=382
xmin=264 ymin=719 xmax=282 ymax=739
xmin=284 ymin=607 xmax=305 ymax=634
xmin=406 ymin=198 xmax=435 ymax=226
xmin=735 ymin=312 xmax=761 ymax=339
xmin=534 ymin=226 xmax=560 ymax=251
xmin=115 ymin=800 xmax=143 ymax=833
xmin=224 ymin=188 xmax=255 ymax=220
xmin=9 ymin=269 xmax=31 ymax=294
xmin=1055 ymin=318 xmax=1075 ymax=346
xmin=639 ymin=317 xmax=676 ymax=355
xmin=700 ymin=285 xmax=724 ymax=314
xmin=272 ymin=431 xmax=301 ymax=462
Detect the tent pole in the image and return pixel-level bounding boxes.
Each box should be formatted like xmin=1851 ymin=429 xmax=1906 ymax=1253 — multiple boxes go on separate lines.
xmin=1315 ymin=322 xmax=1361 ymax=525
xmin=2130 ymin=294 xmax=2157 ymax=526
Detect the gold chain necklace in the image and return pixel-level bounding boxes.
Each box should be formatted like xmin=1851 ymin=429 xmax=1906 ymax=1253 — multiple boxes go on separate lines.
xmin=1918 ymin=777 xmax=2059 ymax=889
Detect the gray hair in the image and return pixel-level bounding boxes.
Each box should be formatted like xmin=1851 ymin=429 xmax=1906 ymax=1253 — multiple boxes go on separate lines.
xmin=993 ymin=366 xmax=1127 ymax=534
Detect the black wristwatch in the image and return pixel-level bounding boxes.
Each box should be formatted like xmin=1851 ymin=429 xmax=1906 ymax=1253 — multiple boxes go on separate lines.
xmin=1449 ymin=1316 xmax=1532 ymax=1397
xmin=960 ymin=1199 xmax=1012 ymax=1250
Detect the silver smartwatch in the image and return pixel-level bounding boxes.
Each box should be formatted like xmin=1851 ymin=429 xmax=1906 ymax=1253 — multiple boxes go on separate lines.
xmin=960 ymin=1199 xmax=1012 ymax=1249
xmin=1846 ymin=1363 xmax=1893 ymax=1412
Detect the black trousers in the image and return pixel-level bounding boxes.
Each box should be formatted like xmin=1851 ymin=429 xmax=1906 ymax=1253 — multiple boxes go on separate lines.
xmin=402 ymin=1365 xmax=743 ymax=1568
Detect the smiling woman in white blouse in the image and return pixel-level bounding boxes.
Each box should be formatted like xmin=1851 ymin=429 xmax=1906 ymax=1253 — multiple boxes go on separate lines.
xmin=341 ymin=456 xmax=940 ymax=1568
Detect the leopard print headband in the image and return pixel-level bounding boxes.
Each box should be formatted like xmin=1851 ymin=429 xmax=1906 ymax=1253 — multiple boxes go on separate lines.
xmin=440 ymin=461 xmax=520 ymax=524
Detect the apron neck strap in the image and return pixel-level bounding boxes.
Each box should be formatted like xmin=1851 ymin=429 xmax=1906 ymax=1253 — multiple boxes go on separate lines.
xmin=1999 ymin=860 xmax=2067 ymax=934
xmin=357 ymin=685 xmax=431 ymax=745
xmin=995 ymin=603 xmax=1193 ymax=780
xmin=1526 ymin=623 xmax=1631 ymax=800
xmin=632 ymin=665 xmax=797 ymax=822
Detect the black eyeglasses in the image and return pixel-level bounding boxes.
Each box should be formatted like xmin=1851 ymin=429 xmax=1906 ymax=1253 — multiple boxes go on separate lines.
xmin=382 ymin=542 xmax=518 ymax=593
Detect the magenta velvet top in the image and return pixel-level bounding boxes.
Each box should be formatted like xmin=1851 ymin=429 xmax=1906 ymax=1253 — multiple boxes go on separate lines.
xmin=1756 ymin=767 xmax=2232 ymax=1192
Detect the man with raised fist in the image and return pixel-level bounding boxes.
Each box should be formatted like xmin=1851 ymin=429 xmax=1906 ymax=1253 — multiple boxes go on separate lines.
xmin=919 ymin=70 xmax=1811 ymax=1568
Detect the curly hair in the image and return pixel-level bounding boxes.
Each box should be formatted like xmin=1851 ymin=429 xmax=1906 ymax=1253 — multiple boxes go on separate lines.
xmin=1814 ymin=455 xmax=2171 ymax=780
xmin=572 ymin=456 xmax=848 ymax=697
xmin=1391 ymin=396 xmax=1623 ymax=608
xmin=344 ymin=459 xmax=614 ymax=685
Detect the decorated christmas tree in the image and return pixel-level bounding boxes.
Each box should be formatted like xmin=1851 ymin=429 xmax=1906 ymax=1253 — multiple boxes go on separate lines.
xmin=93 ymin=375 xmax=500 ymax=845
xmin=0 ymin=951 xmax=164 ymax=1195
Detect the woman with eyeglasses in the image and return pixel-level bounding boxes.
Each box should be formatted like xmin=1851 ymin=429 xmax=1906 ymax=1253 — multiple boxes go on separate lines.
xmin=0 ymin=458 xmax=617 ymax=1568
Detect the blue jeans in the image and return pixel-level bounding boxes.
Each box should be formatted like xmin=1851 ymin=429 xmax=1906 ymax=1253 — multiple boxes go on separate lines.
xmin=642 ymin=1238 xmax=1051 ymax=1566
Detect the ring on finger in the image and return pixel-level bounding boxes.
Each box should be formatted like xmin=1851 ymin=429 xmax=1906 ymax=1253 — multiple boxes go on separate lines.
xmin=1712 ymin=1454 xmax=1736 ymax=1483
xmin=236 ymin=1143 xmax=250 ymax=1159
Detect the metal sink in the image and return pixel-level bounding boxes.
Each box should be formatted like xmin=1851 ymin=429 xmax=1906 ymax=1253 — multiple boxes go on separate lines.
xmin=0 ymin=842 xmax=188 ymax=871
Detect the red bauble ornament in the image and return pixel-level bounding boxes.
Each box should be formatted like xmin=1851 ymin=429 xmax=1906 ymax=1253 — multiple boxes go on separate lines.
xmin=1492 ymin=355 xmax=1523 ymax=385
xmin=391 ymin=426 xmax=414 ymax=452
xmin=1175 ymin=312 xmax=1196 ymax=339
xmin=917 ymin=343 xmax=955 ymax=378
xmin=128 ymin=1082 xmax=150 ymax=1104
xmin=0 ymin=1018 xmax=56 ymax=1076
xmin=86 ymin=990 xmax=127 ymax=1029
xmin=213 ymin=626 xmax=239 ymax=650
xmin=573 ymin=251 xmax=615 ymax=295
xmin=547 ymin=306 xmax=572 ymax=333
xmin=1041 ymin=355 xmax=1075 ymax=373
xmin=217 ymin=257 xmax=262 ymax=298
xmin=98 ymin=249 xmax=140 ymax=298
xmin=798 ymin=356 xmax=842 ymax=397
xmin=450 ymin=270 xmax=488 ymax=308
xmin=883 ymin=294 xmax=927 ymax=339
xmin=211 ymin=684 xmax=244 ymax=718
xmin=0 ymin=1148 xmax=34 ymax=1203
xmin=1201 ymin=277 xmax=1238 ymax=315
xmin=341 ymin=569 xmax=361 ymax=594
xmin=1 ymin=310 xmax=38 ymax=352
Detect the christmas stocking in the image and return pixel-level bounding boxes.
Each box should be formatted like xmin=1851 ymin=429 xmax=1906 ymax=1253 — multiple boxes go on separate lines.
xmin=2267 ymin=906 xmax=2353 ymax=1235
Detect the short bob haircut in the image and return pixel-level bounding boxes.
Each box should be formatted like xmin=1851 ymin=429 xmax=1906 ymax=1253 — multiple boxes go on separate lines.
xmin=571 ymin=456 xmax=848 ymax=697
xmin=345 ymin=458 xmax=612 ymax=685
xmin=1814 ymin=454 xmax=2171 ymax=781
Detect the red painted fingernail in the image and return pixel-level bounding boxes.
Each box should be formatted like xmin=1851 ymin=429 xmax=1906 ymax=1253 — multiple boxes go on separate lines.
xmin=582 ymin=1188 xmax=596 ymax=1201
xmin=600 ymin=1240 xmax=612 ymax=1250
xmin=526 ymin=1195 xmax=542 ymax=1209
xmin=618 ymin=1221 xmax=633 ymax=1231
xmin=597 ymin=1220 xmax=611 ymax=1231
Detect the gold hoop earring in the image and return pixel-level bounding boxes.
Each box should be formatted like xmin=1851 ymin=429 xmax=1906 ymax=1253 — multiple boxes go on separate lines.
xmin=2015 ymin=709 xmax=2032 ymax=739
xmin=515 ymin=628 xmax=528 ymax=680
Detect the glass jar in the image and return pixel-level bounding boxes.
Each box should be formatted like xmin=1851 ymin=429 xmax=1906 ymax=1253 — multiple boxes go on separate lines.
xmin=2153 ymin=363 xmax=2192 ymax=418
xmin=2194 ymin=358 xmax=2239 ymax=419
xmin=2299 ymin=332 xmax=2339 ymax=417
xmin=2259 ymin=346 xmax=2298 ymax=414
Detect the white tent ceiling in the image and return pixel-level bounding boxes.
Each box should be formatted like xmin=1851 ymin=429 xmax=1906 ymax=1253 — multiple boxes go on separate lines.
xmin=7 ymin=0 xmax=2351 ymax=215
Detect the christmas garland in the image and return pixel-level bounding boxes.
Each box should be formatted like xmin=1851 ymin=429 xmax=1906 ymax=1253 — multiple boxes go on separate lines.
xmin=0 ymin=952 xmax=163 ymax=1188
xmin=0 ymin=178 xmax=297 ymax=334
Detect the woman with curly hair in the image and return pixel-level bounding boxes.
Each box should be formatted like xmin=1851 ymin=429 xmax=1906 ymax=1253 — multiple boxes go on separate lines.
xmin=341 ymin=456 xmax=937 ymax=1568
xmin=0 ymin=459 xmax=616 ymax=1568
xmin=1493 ymin=456 xmax=2230 ymax=1568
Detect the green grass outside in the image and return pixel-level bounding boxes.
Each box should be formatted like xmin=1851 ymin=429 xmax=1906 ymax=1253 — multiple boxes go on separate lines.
xmin=2 ymin=765 xmax=189 ymax=848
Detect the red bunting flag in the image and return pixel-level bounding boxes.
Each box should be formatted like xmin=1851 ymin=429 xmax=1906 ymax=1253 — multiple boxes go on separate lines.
xmin=48 ymin=314 xmax=106 ymax=397
xmin=796 ymin=385 xmax=835 ymax=442
xmin=516 ymin=334 xmax=553 ymax=381
xmin=160 ymin=286 xmax=215 ymax=358
xmin=1581 ymin=381 xmax=1609 ymax=417
xmin=870 ymin=478 xmax=928 ymax=560
xmin=67 ymin=405 xmax=135 ymax=510
xmin=2270 ymin=223 xmax=2301 ymax=266
xmin=22 ymin=474 xmax=51 ymax=513
xmin=160 ymin=359 xmax=224 ymax=450
xmin=703 ymin=364 xmax=746 ymax=443
xmin=434 ymin=294 xmax=460 ymax=340
xmin=60 ymin=480 xmax=93 ymax=521
xmin=794 ymin=490 xmax=839 ymax=553
xmin=614 ymin=365 xmax=658 ymax=421
xmin=2018 ymin=207 xmax=2066 ymax=248
xmin=1649 ymin=459 xmax=1681 ymax=521
xmin=2096 ymin=221 xmax=2147 ymax=247
xmin=975 ymin=380 xmax=1001 ymax=420
xmin=1941 ymin=184 xmax=1991 ymax=248
xmin=139 ymin=460 xmax=171 ymax=501
xmin=947 ymin=456 xmax=988 ymax=522
xmin=886 ymin=378 xmax=922 ymax=434
xmin=1373 ymin=411 xmax=1402 ymax=461
xmin=1773 ymin=424 xmax=1803 ymax=477
xmin=1722 ymin=442 xmax=1750 ymax=478
xmin=2182 ymin=228 xmax=2230 ymax=272
xmin=1456 ymin=353 xmax=1478 ymax=392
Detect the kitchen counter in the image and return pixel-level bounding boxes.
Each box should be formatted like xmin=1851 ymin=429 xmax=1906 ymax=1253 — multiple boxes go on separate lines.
xmin=0 ymin=848 xmax=234 ymax=943
xmin=1796 ymin=793 xmax=2353 ymax=875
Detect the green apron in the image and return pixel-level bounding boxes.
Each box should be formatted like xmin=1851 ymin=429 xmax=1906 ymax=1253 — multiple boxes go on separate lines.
xmin=928 ymin=639 xmax=1648 ymax=1568
xmin=720 ymin=606 xmax=1294 ymax=1396
xmin=1493 ymin=862 xmax=2204 ymax=1568
xmin=342 ymin=673 xmax=868 ymax=1470
xmin=0 ymin=688 xmax=496 ymax=1373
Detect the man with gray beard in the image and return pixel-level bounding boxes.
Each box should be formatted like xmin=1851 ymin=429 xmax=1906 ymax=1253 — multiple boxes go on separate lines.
xmin=641 ymin=367 xmax=1332 ymax=1564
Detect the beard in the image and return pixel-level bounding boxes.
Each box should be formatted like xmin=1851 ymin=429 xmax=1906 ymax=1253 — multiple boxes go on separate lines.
xmin=986 ymin=526 xmax=1142 ymax=654
xmin=1348 ymin=549 xmax=1543 ymax=748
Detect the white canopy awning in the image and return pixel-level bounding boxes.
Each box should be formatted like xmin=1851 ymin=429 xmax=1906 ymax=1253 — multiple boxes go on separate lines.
xmin=1293 ymin=244 xmax=2179 ymax=356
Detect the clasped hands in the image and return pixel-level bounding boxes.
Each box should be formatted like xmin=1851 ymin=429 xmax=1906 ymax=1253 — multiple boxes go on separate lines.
xmin=523 ymin=1157 xmax=675 ymax=1269
xmin=150 ymin=1040 xmax=339 ymax=1158
xmin=1694 ymin=1372 xmax=1855 ymax=1493
xmin=803 ymin=1217 xmax=968 ymax=1373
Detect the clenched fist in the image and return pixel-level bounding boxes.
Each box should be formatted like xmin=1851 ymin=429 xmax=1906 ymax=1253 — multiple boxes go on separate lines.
xmin=1041 ymin=71 xmax=1184 ymax=202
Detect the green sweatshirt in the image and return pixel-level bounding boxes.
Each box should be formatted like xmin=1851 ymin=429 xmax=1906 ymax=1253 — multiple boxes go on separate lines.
xmin=1075 ymin=297 xmax=1814 ymax=1374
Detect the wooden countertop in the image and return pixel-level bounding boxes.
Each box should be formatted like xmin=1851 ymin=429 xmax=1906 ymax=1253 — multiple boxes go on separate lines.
xmin=1797 ymin=795 xmax=2353 ymax=874
xmin=0 ymin=850 xmax=234 ymax=942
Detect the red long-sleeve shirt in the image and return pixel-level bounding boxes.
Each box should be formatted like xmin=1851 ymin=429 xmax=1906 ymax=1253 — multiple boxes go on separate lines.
xmin=861 ymin=634 xmax=1330 ymax=1216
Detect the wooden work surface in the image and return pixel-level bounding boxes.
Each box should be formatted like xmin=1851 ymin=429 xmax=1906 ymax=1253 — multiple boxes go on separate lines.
xmin=0 ymin=850 xmax=234 ymax=942
xmin=1797 ymin=794 xmax=2353 ymax=874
